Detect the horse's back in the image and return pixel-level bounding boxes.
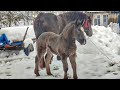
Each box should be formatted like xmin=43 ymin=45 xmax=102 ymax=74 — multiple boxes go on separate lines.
xmin=34 ymin=13 xmax=59 ymax=39
xmin=37 ymin=32 xmax=58 ymax=41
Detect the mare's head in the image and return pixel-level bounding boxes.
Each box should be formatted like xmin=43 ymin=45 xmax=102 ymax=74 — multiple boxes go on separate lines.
xmin=60 ymin=11 xmax=93 ymax=37
xmin=79 ymin=15 xmax=93 ymax=37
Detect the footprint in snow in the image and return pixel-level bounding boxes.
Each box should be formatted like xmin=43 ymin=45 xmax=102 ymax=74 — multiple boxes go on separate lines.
xmin=6 ymin=68 xmax=11 ymax=69
xmin=53 ymin=66 xmax=59 ymax=70
xmin=0 ymin=72 xmax=3 ymax=75
xmin=26 ymin=67 xmax=32 ymax=69
xmin=53 ymin=73 xmax=61 ymax=77
xmin=5 ymin=72 xmax=11 ymax=74
xmin=113 ymin=72 xmax=118 ymax=75
xmin=6 ymin=74 xmax=12 ymax=76
xmin=5 ymin=72 xmax=12 ymax=76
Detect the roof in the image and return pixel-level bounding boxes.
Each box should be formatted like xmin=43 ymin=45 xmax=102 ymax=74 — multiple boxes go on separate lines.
xmin=86 ymin=11 xmax=107 ymax=13
xmin=111 ymin=11 xmax=120 ymax=13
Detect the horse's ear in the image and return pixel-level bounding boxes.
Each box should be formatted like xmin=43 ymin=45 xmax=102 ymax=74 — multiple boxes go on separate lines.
xmin=88 ymin=16 xmax=92 ymax=23
xmin=75 ymin=19 xmax=82 ymax=27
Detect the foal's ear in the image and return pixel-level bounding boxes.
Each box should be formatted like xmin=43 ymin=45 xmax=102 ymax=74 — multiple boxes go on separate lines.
xmin=75 ymin=19 xmax=82 ymax=27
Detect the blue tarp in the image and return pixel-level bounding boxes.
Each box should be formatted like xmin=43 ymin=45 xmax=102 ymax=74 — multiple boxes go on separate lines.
xmin=0 ymin=33 xmax=22 ymax=48
xmin=0 ymin=33 xmax=11 ymax=47
xmin=11 ymin=41 xmax=23 ymax=46
xmin=0 ymin=33 xmax=32 ymax=56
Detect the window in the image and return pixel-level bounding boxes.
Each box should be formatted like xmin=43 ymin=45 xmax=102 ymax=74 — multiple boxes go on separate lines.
xmin=103 ymin=15 xmax=107 ymax=22
xmin=94 ymin=19 xmax=97 ymax=25
xmin=97 ymin=15 xmax=100 ymax=26
xmin=94 ymin=15 xmax=100 ymax=26
xmin=103 ymin=15 xmax=108 ymax=27
xmin=98 ymin=19 xmax=100 ymax=26
xmin=97 ymin=15 xmax=100 ymax=18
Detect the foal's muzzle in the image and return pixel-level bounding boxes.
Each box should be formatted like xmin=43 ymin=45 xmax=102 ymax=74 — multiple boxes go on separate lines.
xmin=79 ymin=39 xmax=86 ymax=45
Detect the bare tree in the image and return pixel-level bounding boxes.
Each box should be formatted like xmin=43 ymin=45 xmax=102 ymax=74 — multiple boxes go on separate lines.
xmin=0 ymin=11 xmax=68 ymax=28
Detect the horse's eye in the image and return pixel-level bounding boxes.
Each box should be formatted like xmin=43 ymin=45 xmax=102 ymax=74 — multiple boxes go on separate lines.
xmin=77 ymin=29 xmax=79 ymax=32
xmin=72 ymin=38 xmax=75 ymax=43
xmin=72 ymin=38 xmax=75 ymax=41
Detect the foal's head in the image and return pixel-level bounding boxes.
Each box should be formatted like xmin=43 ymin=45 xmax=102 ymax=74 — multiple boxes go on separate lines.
xmin=74 ymin=19 xmax=87 ymax=45
xmin=61 ymin=20 xmax=86 ymax=45
xmin=75 ymin=28 xmax=86 ymax=45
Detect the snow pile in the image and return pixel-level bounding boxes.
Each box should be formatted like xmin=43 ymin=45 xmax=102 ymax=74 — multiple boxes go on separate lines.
xmin=24 ymin=38 xmax=33 ymax=48
xmin=91 ymin=25 xmax=120 ymax=63
xmin=0 ymin=25 xmax=35 ymax=59
xmin=109 ymin=22 xmax=119 ymax=33
xmin=0 ymin=25 xmax=35 ymax=42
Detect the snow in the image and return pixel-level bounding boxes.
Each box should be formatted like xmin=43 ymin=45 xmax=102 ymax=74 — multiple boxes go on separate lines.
xmin=109 ymin=22 xmax=119 ymax=33
xmin=0 ymin=25 xmax=35 ymax=42
xmin=91 ymin=25 xmax=120 ymax=63
xmin=1 ymin=24 xmax=120 ymax=79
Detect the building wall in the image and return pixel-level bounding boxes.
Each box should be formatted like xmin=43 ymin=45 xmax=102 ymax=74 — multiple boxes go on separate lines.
xmin=108 ymin=13 xmax=119 ymax=24
xmin=92 ymin=13 xmax=109 ymax=26
xmin=87 ymin=11 xmax=120 ymax=26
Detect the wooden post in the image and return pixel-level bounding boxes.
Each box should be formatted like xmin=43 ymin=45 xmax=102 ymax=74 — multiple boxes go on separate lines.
xmin=23 ymin=27 xmax=29 ymax=42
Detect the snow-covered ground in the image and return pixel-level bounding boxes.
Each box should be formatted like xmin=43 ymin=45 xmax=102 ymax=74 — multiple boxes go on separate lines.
xmin=1 ymin=24 xmax=120 ymax=79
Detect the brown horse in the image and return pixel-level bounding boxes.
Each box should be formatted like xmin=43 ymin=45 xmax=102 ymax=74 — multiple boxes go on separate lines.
xmin=34 ymin=19 xmax=86 ymax=79
xmin=33 ymin=11 xmax=93 ymax=68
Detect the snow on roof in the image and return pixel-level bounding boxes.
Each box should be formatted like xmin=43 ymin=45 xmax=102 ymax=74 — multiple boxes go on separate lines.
xmin=87 ymin=11 xmax=106 ymax=12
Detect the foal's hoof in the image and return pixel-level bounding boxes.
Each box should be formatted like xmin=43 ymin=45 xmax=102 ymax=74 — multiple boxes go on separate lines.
xmin=34 ymin=70 xmax=40 ymax=76
xmin=35 ymin=71 xmax=40 ymax=76
xmin=34 ymin=72 xmax=40 ymax=76
xmin=73 ymin=76 xmax=78 ymax=79
xmin=47 ymin=72 xmax=53 ymax=76
xmin=36 ymin=73 xmax=40 ymax=77
xmin=64 ymin=77 xmax=68 ymax=79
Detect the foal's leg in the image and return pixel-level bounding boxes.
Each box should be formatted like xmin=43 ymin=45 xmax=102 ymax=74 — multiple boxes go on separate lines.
xmin=34 ymin=47 xmax=46 ymax=76
xmin=34 ymin=55 xmax=40 ymax=76
xmin=39 ymin=56 xmax=45 ymax=69
xmin=34 ymin=55 xmax=43 ymax=76
xmin=45 ymin=49 xmax=53 ymax=75
xmin=61 ymin=55 xmax=68 ymax=79
xmin=39 ymin=54 xmax=48 ymax=69
xmin=69 ymin=53 xmax=78 ymax=79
